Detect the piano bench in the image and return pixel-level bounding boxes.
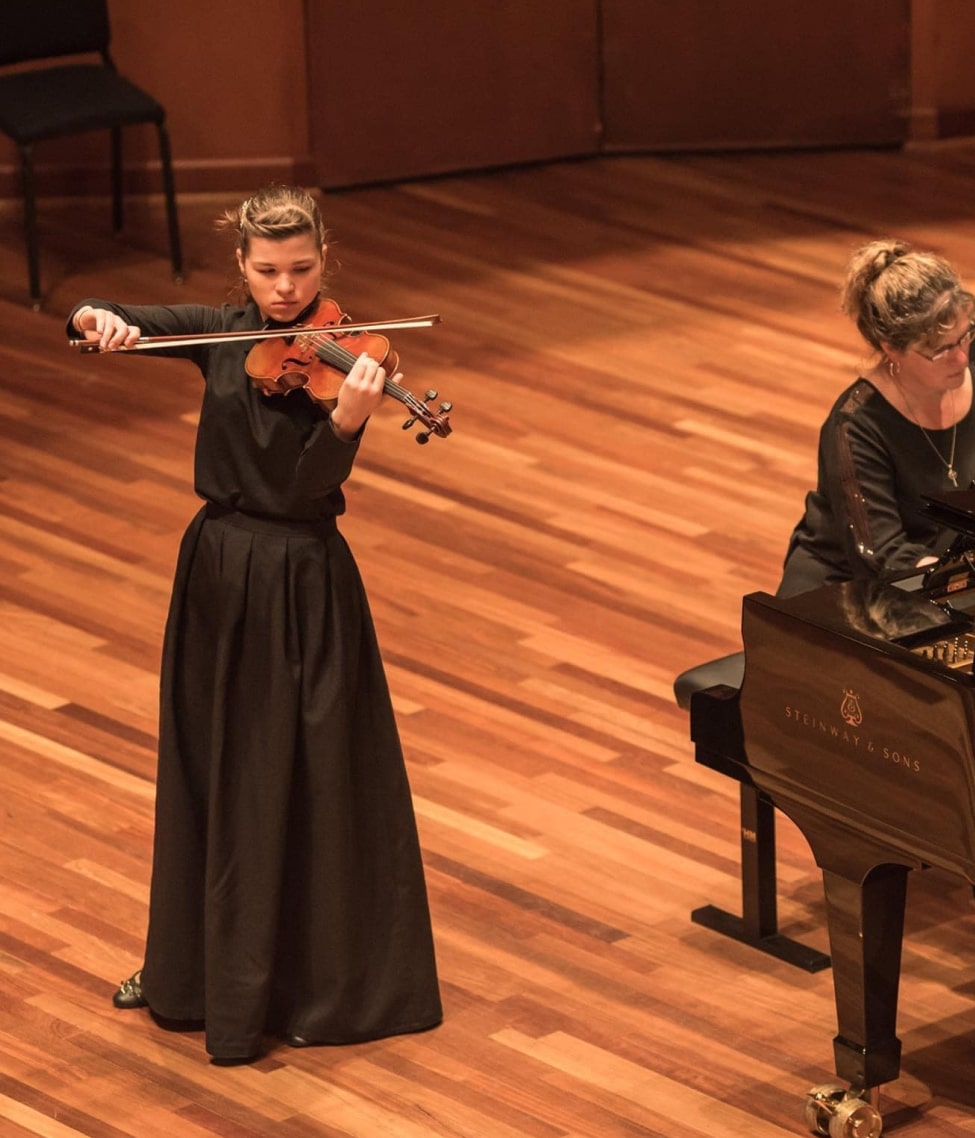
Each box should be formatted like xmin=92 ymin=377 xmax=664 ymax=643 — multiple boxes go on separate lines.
xmin=678 ymin=649 xmax=831 ymax=974
xmin=673 ymin=651 xmax=744 ymax=710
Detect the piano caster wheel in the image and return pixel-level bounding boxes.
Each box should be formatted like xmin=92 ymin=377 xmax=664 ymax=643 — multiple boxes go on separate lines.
xmin=804 ymin=1084 xmax=883 ymax=1138
xmin=805 ymin=1084 xmax=847 ymax=1136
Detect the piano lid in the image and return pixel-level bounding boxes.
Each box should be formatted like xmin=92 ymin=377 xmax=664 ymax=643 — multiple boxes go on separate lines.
xmin=920 ymin=488 xmax=975 ymax=535
xmin=915 ymin=489 xmax=975 ymax=600
xmin=776 ymin=575 xmax=961 ymax=644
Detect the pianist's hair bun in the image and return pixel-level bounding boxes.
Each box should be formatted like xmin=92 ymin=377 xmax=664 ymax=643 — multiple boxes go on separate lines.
xmin=841 ymin=238 xmax=973 ymax=353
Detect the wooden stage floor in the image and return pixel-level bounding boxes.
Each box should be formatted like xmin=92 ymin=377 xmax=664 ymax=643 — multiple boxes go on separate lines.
xmin=3 ymin=140 xmax=975 ymax=1136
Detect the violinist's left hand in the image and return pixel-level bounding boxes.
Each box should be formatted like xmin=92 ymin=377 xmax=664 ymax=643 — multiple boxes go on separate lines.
xmin=328 ymin=352 xmax=400 ymax=441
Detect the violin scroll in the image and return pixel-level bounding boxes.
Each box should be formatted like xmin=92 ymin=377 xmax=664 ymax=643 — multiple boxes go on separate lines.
xmin=399 ymin=388 xmax=452 ymax=444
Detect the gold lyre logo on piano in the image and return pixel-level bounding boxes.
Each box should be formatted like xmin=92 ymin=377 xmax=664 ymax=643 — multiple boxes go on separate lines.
xmin=840 ymin=688 xmax=863 ymax=727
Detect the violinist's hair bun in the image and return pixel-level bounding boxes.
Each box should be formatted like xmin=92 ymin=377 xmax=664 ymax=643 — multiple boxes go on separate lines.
xmin=217 ymin=185 xmax=328 ymax=252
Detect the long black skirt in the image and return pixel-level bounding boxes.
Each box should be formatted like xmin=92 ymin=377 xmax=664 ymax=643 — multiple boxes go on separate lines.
xmin=140 ymin=505 xmax=442 ymax=1060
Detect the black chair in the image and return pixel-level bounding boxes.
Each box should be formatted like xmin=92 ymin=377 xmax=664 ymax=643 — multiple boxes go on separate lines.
xmin=0 ymin=2 xmax=183 ymax=308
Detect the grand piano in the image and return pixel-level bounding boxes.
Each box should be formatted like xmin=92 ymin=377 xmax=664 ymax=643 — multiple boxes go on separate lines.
xmin=689 ymin=491 xmax=975 ymax=1138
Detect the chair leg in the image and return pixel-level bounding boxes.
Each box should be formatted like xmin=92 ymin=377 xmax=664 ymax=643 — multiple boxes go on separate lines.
xmin=111 ymin=127 xmax=123 ymax=234
xmin=19 ymin=144 xmax=42 ymax=309
xmin=156 ymin=122 xmax=183 ymax=281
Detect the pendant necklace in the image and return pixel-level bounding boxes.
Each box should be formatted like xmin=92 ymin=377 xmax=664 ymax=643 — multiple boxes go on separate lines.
xmin=896 ymin=383 xmax=959 ymax=487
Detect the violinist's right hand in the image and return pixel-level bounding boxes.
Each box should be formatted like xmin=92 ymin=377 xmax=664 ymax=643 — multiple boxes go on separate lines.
xmin=72 ymin=305 xmax=141 ymax=351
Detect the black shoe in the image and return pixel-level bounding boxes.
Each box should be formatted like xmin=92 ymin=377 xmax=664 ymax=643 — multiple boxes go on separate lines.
xmin=112 ymin=970 xmax=148 ymax=1009
xmin=284 ymin=1033 xmax=312 ymax=1048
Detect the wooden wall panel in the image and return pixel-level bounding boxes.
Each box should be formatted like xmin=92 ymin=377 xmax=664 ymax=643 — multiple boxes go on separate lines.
xmin=600 ymin=0 xmax=911 ymax=151
xmin=2 ymin=0 xmax=974 ymax=199
xmin=109 ymin=0 xmax=311 ymax=171
xmin=305 ymin=0 xmax=601 ymax=189
xmin=910 ymin=0 xmax=975 ymax=138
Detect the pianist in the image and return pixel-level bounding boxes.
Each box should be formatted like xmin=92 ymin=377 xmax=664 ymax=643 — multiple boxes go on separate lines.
xmin=778 ymin=238 xmax=975 ymax=598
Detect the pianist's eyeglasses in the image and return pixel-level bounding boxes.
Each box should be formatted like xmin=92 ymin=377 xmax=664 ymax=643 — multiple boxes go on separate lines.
xmin=912 ymin=321 xmax=975 ymax=362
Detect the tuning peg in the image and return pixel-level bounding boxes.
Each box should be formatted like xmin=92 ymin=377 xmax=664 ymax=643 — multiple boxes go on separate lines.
xmin=402 ymin=417 xmax=415 ymax=431
xmin=439 ymin=401 xmax=452 ymax=413
xmin=424 ymin=389 xmax=438 ymax=401
xmin=415 ymin=431 xmax=430 ymax=445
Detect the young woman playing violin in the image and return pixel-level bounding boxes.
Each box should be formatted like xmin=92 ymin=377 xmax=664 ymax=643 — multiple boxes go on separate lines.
xmin=69 ymin=184 xmax=442 ymax=1065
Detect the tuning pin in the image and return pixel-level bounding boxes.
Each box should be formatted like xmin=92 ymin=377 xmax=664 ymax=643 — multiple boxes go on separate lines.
xmin=424 ymin=389 xmax=438 ymax=401
xmin=402 ymin=417 xmax=415 ymax=431
xmin=439 ymin=401 xmax=452 ymax=413
xmin=416 ymin=431 xmax=430 ymax=445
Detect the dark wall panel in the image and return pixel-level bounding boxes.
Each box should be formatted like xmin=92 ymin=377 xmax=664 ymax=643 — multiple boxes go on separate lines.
xmin=305 ymin=0 xmax=601 ymax=189
xmin=6 ymin=0 xmax=973 ymax=197
xmin=600 ymin=0 xmax=911 ymax=150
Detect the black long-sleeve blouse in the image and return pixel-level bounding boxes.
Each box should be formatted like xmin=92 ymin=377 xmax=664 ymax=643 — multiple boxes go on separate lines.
xmin=68 ymin=299 xmax=359 ymax=521
xmin=778 ymin=375 xmax=975 ymax=597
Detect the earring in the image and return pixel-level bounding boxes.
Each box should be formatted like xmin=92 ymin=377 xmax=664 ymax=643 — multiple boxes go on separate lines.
xmin=887 ymin=356 xmax=900 ymax=379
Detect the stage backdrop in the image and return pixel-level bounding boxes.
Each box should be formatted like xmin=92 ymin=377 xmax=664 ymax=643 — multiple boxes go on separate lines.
xmin=0 ymin=0 xmax=971 ymax=197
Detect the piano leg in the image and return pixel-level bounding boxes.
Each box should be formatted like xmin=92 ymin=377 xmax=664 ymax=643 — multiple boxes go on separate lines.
xmin=821 ymin=864 xmax=908 ymax=1091
xmin=691 ymin=783 xmax=830 ymax=972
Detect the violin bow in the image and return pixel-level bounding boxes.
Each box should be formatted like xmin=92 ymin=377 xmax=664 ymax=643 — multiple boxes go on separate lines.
xmin=70 ymin=314 xmax=442 ymax=353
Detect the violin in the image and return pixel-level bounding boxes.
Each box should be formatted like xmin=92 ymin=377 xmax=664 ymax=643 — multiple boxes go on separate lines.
xmin=245 ymin=298 xmax=451 ymax=444
xmin=71 ymin=301 xmax=453 ymax=445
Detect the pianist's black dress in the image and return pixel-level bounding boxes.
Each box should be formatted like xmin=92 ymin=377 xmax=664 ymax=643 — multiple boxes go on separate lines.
xmin=67 ymin=298 xmax=442 ymax=1062
xmin=778 ymin=375 xmax=975 ymax=597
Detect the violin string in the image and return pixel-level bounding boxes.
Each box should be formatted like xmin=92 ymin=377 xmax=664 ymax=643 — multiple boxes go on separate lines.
xmin=311 ymin=336 xmax=409 ymax=395
xmin=309 ymin=337 xmax=406 ymax=404
xmin=305 ymin=333 xmax=442 ymax=426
